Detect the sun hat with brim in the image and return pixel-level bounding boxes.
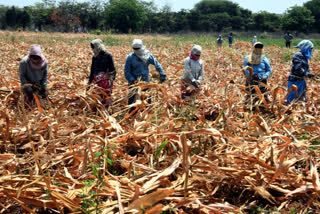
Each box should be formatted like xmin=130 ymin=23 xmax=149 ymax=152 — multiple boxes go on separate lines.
xmin=253 ymin=42 xmax=264 ymax=49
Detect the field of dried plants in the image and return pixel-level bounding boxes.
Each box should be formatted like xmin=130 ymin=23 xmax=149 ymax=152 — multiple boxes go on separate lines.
xmin=0 ymin=31 xmax=320 ymax=213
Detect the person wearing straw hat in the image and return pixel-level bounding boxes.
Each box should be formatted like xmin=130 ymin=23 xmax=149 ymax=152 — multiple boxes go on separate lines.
xmin=19 ymin=44 xmax=48 ymax=104
xmin=124 ymin=39 xmax=166 ymax=109
xmin=89 ymin=39 xmax=116 ymax=107
xmin=287 ymin=40 xmax=319 ymax=104
xmin=181 ymin=44 xmax=204 ymax=99
xmin=243 ymin=42 xmax=272 ymax=104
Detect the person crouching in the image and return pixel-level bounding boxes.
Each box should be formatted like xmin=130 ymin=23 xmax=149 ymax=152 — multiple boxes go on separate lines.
xmin=19 ymin=44 xmax=48 ymax=105
xmin=243 ymin=42 xmax=272 ymax=105
xmin=89 ymin=39 xmax=116 ymax=107
xmin=181 ymin=45 xmax=204 ymax=99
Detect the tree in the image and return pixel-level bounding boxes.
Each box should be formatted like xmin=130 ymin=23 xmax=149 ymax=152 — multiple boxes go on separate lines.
xmin=105 ymin=0 xmax=148 ymax=33
xmin=239 ymin=8 xmax=252 ymax=30
xmin=281 ymin=6 xmax=315 ymax=33
xmin=88 ymin=0 xmax=105 ymax=31
xmin=304 ymin=0 xmax=320 ymax=32
xmin=0 ymin=6 xmax=9 ymax=29
xmin=252 ymin=11 xmax=281 ymax=32
xmin=5 ymin=6 xmax=17 ymax=28
xmin=194 ymin=0 xmax=240 ymax=16
xmin=193 ymin=0 xmax=249 ymax=31
xmin=17 ymin=7 xmax=31 ymax=30
xmin=31 ymin=2 xmax=54 ymax=31
xmin=186 ymin=10 xmax=202 ymax=32
xmin=173 ymin=9 xmax=189 ymax=32
xmin=151 ymin=5 xmax=176 ymax=33
xmin=51 ymin=1 xmax=82 ymax=32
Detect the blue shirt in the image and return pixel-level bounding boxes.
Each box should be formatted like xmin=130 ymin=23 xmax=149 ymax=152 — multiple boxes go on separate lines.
xmin=243 ymin=55 xmax=272 ymax=80
xmin=124 ymin=53 xmax=166 ymax=84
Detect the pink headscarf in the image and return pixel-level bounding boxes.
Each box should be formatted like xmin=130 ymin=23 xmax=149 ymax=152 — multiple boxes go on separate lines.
xmin=28 ymin=45 xmax=48 ymax=70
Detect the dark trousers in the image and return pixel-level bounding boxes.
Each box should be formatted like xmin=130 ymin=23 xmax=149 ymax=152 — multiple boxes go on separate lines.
xmin=23 ymin=86 xmax=35 ymax=101
xmin=128 ymin=87 xmax=151 ymax=105
xmin=245 ymin=79 xmax=268 ymax=104
xmin=285 ymin=41 xmax=291 ymax=48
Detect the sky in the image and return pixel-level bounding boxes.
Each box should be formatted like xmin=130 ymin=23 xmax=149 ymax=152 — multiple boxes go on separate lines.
xmin=0 ymin=0 xmax=310 ymax=14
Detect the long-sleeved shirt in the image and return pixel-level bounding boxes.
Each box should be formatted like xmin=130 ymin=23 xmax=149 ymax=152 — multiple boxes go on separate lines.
xmin=89 ymin=50 xmax=116 ymax=84
xmin=124 ymin=52 xmax=166 ymax=84
xmin=243 ymin=55 xmax=272 ymax=80
xmin=288 ymin=52 xmax=314 ymax=81
xmin=284 ymin=34 xmax=293 ymax=42
xmin=182 ymin=57 xmax=204 ymax=84
xmin=19 ymin=56 xmax=48 ymax=90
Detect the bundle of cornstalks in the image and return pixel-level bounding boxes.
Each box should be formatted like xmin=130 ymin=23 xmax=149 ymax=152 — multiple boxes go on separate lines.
xmin=0 ymin=31 xmax=319 ymax=213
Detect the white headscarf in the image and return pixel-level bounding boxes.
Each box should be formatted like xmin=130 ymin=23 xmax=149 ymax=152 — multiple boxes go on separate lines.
xmin=191 ymin=45 xmax=202 ymax=55
xmin=132 ymin=39 xmax=150 ymax=64
xmin=91 ymin=39 xmax=107 ymax=57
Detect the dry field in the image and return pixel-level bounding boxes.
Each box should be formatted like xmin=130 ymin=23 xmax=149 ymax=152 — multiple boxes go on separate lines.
xmin=0 ymin=31 xmax=320 ymax=213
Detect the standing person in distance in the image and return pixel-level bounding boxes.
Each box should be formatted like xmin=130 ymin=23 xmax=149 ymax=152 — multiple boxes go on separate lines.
xmin=181 ymin=45 xmax=204 ymax=99
xmin=287 ymin=40 xmax=319 ymax=104
xmin=124 ymin=39 xmax=166 ymax=111
xmin=19 ymin=44 xmax=48 ymax=105
xmin=228 ymin=33 xmax=233 ymax=47
xmin=217 ymin=35 xmax=223 ymax=47
xmin=89 ymin=39 xmax=116 ymax=107
xmin=284 ymin=32 xmax=293 ymax=48
xmin=252 ymin=35 xmax=257 ymax=46
xmin=243 ymin=42 xmax=272 ymax=105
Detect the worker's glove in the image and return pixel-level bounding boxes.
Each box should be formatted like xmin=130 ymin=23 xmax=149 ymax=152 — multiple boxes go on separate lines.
xmin=160 ymin=75 xmax=166 ymax=83
xmin=191 ymin=79 xmax=199 ymax=88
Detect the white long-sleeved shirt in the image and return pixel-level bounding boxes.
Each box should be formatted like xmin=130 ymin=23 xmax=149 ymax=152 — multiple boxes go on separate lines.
xmin=182 ymin=57 xmax=204 ymax=84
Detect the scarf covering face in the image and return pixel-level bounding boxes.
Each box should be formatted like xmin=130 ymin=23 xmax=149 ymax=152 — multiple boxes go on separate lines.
xmin=132 ymin=39 xmax=150 ymax=64
xmin=294 ymin=40 xmax=314 ymax=59
xmin=189 ymin=44 xmax=202 ymax=61
xmin=91 ymin=39 xmax=107 ymax=57
xmin=28 ymin=45 xmax=47 ymax=70
xmin=248 ymin=42 xmax=264 ymax=65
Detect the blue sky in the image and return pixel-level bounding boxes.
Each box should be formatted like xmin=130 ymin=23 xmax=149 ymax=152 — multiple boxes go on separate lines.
xmin=0 ymin=0 xmax=310 ymax=14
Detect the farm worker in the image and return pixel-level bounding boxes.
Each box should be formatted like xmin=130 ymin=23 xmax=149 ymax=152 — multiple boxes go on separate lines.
xmin=89 ymin=39 xmax=116 ymax=107
xmin=19 ymin=44 xmax=48 ymax=104
xmin=243 ymin=42 xmax=272 ymax=103
xmin=252 ymin=35 xmax=257 ymax=46
xmin=124 ymin=39 xmax=166 ymax=109
xmin=217 ymin=35 xmax=223 ymax=47
xmin=228 ymin=33 xmax=233 ymax=47
xmin=284 ymin=32 xmax=293 ymax=48
xmin=181 ymin=45 xmax=204 ymax=99
xmin=287 ymin=40 xmax=319 ymax=104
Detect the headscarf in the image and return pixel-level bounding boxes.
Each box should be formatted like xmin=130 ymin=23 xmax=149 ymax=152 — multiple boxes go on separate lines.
xmin=91 ymin=39 xmax=107 ymax=57
xmin=132 ymin=39 xmax=150 ymax=64
xmin=189 ymin=44 xmax=202 ymax=61
xmin=247 ymin=42 xmax=264 ymax=65
xmin=294 ymin=40 xmax=314 ymax=59
xmin=28 ymin=44 xmax=47 ymax=70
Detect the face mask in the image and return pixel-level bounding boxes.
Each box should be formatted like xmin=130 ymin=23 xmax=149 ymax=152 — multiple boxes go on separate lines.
xmin=301 ymin=47 xmax=312 ymax=59
xmin=190 ymin=51 xmax=200 ymax=61
xmin=253 ymin=48 xmax=262 ymax=55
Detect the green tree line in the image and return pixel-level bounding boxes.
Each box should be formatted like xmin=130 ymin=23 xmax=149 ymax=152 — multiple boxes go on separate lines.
xmin=0 ymin=0 xmax=319 ymax=34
